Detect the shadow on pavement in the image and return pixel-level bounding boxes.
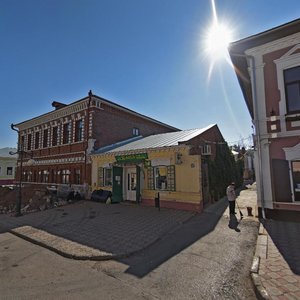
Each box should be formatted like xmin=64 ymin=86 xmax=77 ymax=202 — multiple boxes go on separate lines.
xmin=228 ymin=214 xmax=241 ymax=232
xmin=263 ymin=219 xmax=300 ymax=275
xmin=119 ymin=199 xmax=228 ymax=278
xmin=0 ymin=198 xmax=228 ymax=277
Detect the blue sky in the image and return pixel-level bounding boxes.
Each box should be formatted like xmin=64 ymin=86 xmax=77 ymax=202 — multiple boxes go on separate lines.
xmin=0 ymin=0 xmax=299 ymax=149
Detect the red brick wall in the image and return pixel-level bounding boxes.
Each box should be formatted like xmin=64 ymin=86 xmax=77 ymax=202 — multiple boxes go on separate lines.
xmin=141 ymin=198 xmax=203 ymax=213
xmin=186 ymin=125 xmax=224 ymax=159
xmin=17 ymin=98 xmax=177 ymax=187
xmin=92 ymin=103 xmax=177 ymax=149
xmin=263 ymin=47 xmax=290 ymax=118
xmin=269 ymin=137 xmax=300 ymax=159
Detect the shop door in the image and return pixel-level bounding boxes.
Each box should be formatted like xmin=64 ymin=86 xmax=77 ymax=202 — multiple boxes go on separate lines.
xmin=136 ymin=165 xmax=141 ymax=203
xmin=112 ymin=166 xmax=123 ymax=203
xmin=125 ymin=167 xmax=137 ymax=201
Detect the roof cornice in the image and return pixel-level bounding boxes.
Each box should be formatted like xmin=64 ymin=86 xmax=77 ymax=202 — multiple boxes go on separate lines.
xmin=14 ymin=93 xmax=179 ymax=131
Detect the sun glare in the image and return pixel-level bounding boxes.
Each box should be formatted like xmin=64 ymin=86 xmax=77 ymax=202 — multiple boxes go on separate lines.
xmin=205 ymin=21 xmax=233 ymax=60
xmin=202 ymin=0 xmax=235 ymax=81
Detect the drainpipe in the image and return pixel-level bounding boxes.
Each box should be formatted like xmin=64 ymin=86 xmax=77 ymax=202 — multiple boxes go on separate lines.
xmin=248 ymin=55 xmax=266 ymax=219
xmin=231 ymin=53 xmax=266 ymax=219
xmin=84 ymin=90 xmax=92 ymax=195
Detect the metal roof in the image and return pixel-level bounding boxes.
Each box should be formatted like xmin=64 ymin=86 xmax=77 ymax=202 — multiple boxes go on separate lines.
xmin=0 ymin=148 xmax=17 ymax=158
xmin=94 ymin=124 xmax=216 ymax=155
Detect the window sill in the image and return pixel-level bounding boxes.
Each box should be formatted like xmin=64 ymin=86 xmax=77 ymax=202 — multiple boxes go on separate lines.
xmin=285 ymin=114 xmax=300 ymax=122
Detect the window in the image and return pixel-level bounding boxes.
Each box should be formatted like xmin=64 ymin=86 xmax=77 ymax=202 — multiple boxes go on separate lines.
xmin=7 ymin=167 xmax=13 ymax=176
xmin=26 ymin=171 xmax=32 ymax=182
xmin=292 ymin=161 xmax=300 ymax=201
xmin=62 ymin=169 xmax=70 ymax=184
xmin=63 ymin=123 xmax=71 ymax=144
xmin=284 ymin=66 xmax=300 ymax=114
xmin=27 ymin=134 xmax=32 ymax=150
xmin=34 ymin=132 xmax=40 ymax=149
xmin=43 ymin=129 xmax=49 ymax=148
xmin=148 ymin=165 xmax=175 ymax=191
xmin=75 ymin=119 xmax=83 ymax=142
xmin=128 ymin=172 xmax=137 ymax=190
xmin=41 ymin=170 xmax=49 ymax=183
xmin=103 ymin=168 xmax=112 ymax=186
xmin=75 ymin=169 xmax=81 ymax=184
xmin=98 ymin=167 xmax=103 ymax=186
xmin=20 ymin=136 xmax=25 ymax=151
xmin=133 ymin=128 xmax=139 ymax=136
xmin=155 ymin=166 xmax=168 ymax=190
xmin=52 ymin=127 xmax=58 ymax=146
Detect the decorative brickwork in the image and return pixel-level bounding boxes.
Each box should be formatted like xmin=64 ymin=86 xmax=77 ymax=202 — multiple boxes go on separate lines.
xmin=13 ymin=92 xmax=178 ymax=195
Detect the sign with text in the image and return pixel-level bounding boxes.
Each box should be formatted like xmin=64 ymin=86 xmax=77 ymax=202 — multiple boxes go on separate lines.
xmin=115 ymin=153 xmax=148 ymax=163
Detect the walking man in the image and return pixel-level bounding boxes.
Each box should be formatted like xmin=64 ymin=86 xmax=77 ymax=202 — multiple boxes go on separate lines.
xmin=226 ymin=182 xmax=236 ymax=215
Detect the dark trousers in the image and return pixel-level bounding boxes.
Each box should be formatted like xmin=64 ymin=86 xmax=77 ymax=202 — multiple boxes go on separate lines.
xmin=229 ymin=200 xmax=236 ymax=214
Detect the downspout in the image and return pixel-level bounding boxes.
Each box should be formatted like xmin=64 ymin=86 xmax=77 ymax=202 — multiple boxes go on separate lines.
xmin=84 ymin=90 xmax=92 ymax=193
xmin=230 ymin=52 xmax=266 ymax=219
xmin=247 ymin=55 xmax=266 ymax=219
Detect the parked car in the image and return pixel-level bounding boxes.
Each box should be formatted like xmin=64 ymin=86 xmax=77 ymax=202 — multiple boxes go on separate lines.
xmin=91 ymin=189 xmax=112 ymax=203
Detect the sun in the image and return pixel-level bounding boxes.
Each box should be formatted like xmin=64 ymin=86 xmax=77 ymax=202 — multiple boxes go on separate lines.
xmin=204 ymin=21 xmax=234 ymax=61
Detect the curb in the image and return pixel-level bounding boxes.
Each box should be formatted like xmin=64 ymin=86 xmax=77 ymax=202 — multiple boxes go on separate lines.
xmin=250 ymin=223 xmax=271 ymax=300
xmin=10 ymin=226 xmax=118 ymax=261
xmin=9 ymin=225 xmax=162 ymax=262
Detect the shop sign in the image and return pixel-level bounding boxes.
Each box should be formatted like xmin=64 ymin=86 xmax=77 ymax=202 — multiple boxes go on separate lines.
xmin=115 ymin=153 xmax=148 ymax=163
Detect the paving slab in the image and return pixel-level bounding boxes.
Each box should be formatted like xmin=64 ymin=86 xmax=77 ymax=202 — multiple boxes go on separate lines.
xmin=0 ymin=201 xmax=195 ymax=259
xmin=1 ymin=184 xmax=299 ymax=300
xmin=245 ymin=184 xmax=300 ymax=300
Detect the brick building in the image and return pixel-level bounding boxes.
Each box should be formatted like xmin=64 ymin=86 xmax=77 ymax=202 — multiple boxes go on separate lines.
xmin=91 ymin=124 xmax=225 ymax=212
xmin=13 ymin=91 xmax=178 ymax=196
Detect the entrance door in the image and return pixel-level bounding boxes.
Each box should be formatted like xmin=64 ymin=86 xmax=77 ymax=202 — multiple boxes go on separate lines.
xmin=125 ymin=168 xmax=137 ymax=201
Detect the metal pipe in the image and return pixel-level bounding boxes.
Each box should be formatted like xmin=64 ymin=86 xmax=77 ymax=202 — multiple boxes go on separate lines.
xmin=247 ymin=55 xmax=266 ymax=219
xmin=229 ymin=53 xmax=266 ymax=219
xmin=10 ymin=123 xmax=23 ymax=217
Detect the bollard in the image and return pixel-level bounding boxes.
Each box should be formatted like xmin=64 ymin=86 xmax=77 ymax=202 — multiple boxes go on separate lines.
xmin=155 ymin=192 xmax=160 ymax=211
xmin=247 ymin=206 xmax=253 ymax=216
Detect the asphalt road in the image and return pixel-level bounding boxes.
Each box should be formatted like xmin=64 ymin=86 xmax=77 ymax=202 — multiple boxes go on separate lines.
xmin=0 ymin=200 xmax=259 ymax=300
xmin=93 ymin=206 xmax=259 ymax=300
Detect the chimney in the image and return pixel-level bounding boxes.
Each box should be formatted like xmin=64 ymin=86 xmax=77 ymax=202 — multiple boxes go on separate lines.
xmin=52 ymin=101 xmax=67 ymax=110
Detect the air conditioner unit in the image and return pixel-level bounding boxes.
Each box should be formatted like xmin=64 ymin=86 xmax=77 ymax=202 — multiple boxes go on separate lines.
xmin=201 ymin=144 xmax=211 ymax=156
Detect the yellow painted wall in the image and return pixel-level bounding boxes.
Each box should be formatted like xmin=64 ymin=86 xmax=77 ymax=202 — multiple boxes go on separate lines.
xmin=143 ymin=147 xmax=202 ymax=204
xmin=91 ymin=155 xmax=113 ymax=191
xmin=90 ymin=146 xmax=202 ymax=205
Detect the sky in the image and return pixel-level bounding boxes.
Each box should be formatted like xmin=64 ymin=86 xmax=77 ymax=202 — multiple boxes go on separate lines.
xmin=0 ymin=0 xmax=299 ymax=149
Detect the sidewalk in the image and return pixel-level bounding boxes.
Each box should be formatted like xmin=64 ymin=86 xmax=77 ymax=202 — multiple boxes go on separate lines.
xmin=0 ymin=201 xmax=195 ymax=260
xmin=1 ymin=186 xmax=300 ymax=299
xmin=238 ymin=184 xmax=300 ymax=300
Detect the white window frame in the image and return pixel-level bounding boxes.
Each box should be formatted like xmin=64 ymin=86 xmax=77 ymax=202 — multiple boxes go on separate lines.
xmin=284 ymin=142 xmax=300 ymax=202
xmin=133 ymin=128 xmax=139 ymax=136
xmin=103 ymin=167 xmax=112 ymax=186
xmin=7 ymin=167 xmax=13 ymax=176
xmin=275 ymin=45 xmax=300 ymax=132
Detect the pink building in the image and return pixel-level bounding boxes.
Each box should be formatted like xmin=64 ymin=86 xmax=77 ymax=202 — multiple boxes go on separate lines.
xmin=229 ymin=18 xmax=300 ymax=217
